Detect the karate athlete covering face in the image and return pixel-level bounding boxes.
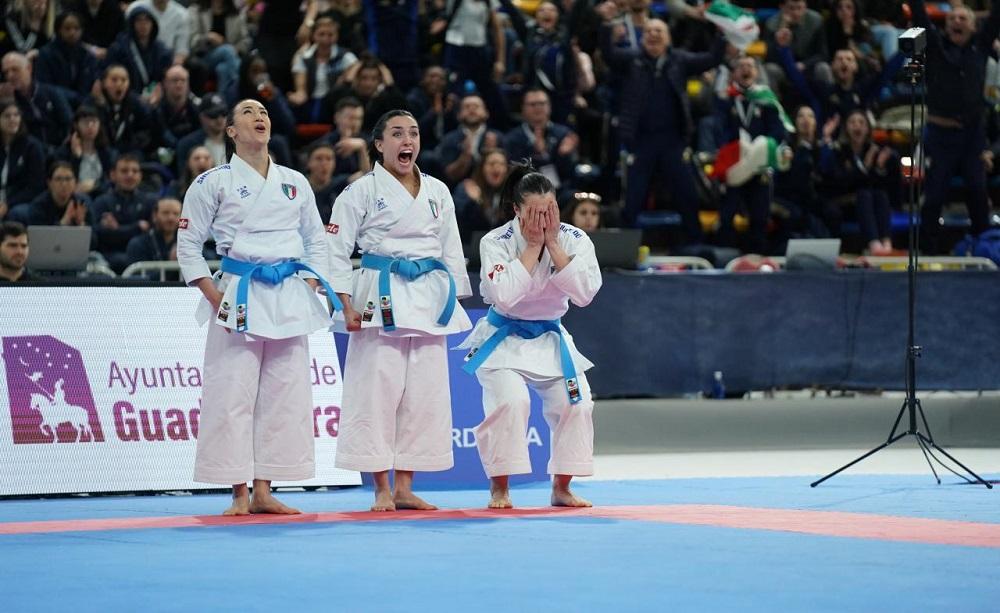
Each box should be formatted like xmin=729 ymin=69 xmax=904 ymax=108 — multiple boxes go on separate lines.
xmin=327 ymin=110 xmax=472 ymax=512
xmin=458 ymin=164 xmax=602 ymax=509
xmin=178 ymin=99 xmax=340 ymax=516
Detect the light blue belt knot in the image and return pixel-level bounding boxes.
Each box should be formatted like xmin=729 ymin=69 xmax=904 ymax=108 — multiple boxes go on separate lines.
xmin=360 ymin=253 xmax=456 ymax=332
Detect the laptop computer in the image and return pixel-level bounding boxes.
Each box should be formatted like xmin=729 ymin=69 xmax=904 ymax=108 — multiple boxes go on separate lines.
xmin=26 ymin=226 xmax=92 ymax=272
xmin=785 ymin=238 xmax=842 ymax=268
xmin=590 ymin=228 xmax=643 ymax=269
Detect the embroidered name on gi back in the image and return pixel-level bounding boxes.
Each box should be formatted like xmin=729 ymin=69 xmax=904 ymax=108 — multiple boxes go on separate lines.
xmin=559 ymin=224 xmax=583 ymax=239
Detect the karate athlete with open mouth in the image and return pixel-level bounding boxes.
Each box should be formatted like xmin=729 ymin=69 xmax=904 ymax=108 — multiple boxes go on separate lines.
xmin=327 ymin=110 xmax=472 ymax=512
xmin=178 ymin=98 xmax=341 ymax=516
xmin=458 ymin=163 xmax=602 ymax=509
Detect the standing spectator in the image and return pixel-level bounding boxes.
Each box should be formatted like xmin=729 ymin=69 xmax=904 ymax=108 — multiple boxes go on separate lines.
xmin=0 ymin=0 xmax=54 ymax=59
xmin=90 ymin=153 xmax=157 ymax=272
xmin=250 ymin=0 xmax=305 ymax=93
xmin=0 ymin=51 xmax=73 ymax=154
xmin=502 ymin=88 xmax=580 ymax=197
xmin=521 ymin=1 xmax=578 ymax=125
xmin=763 ymin=0 xmax=831 ymax=97
xmin=33 ymin=11 xmax=99 ymax=107
xmin=0 ymin=100 xmax=46 ymax=216
xmin=166 ymin=145 xmax=214 ymax=200
xmin=443 ymin=0 xmax=508 ymax=127
xmin=187 ymin=0 xmax=250 ymax=96
xmin=125 ymin=196 xmax=181 ymax=266
xmin=0 ymin=221 xmax=37 ymax=282
xmin=363 ymin=0 xmax=422 ymax=93
xmin=67 ymin=0 xmax=125 ymax=61
xmin=288 ymin=15 xmax=359 ymax=123
xmin=105 ymin=7 xmax=173 ymax=104
xmin=453 ymin=147 xmax=509 ymax=245
xmin=601 ymin=18 xmax=724 ymax=239
xmin=126 ymin=0 xmax=190 ymax=66
xmin=54 ymin=105 xmax=116 ymax=198
xmin=176 ymin=93 xmax=229 ymax=176
xmin=153 ymin=65 xmax=201 ymax=154
xmin=8 ymin=161 xmax=93 ymax=229
xmin=305 ymin=142 xmax=347 ymax=224
xmin=436 ymin=93 xmax=501 ymax=186
xmin=913 ymin=0 xmax=1000 ymax=254
xmin=85 ymin=64 xmax=156 ymax=157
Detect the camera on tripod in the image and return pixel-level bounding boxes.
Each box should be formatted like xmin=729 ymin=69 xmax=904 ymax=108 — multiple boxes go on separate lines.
xmin=899 ymin=27 xmax=926 ymax=56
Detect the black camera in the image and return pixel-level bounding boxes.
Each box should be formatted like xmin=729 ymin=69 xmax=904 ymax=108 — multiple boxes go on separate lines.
xmin=898 ymin=27 xmax=927 ymax=56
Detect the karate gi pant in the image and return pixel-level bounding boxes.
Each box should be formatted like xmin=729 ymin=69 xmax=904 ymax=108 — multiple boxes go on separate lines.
xmin=474 ymin=368 xmax=594 ymax=478
xmin=335 ymin=329 xmax=454 ymax=472
xmin=194 ymin=323 xmax=315 ymax=484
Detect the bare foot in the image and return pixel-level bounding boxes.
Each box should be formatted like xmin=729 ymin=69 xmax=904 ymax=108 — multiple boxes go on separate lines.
xmin=393 ymin=492 xmax=438 ymax=510
xmin=371 ymin=489 xmax=396 ymax=512
xmin=551 ymin=488 xmax=592 ymax=508
xmin=488 ymin=487 xmax=513 ymax=509
xmin=223 ymin=496 xmax=251 ymax=516
xmin=249 ymin=492 xmax=301 ymax=514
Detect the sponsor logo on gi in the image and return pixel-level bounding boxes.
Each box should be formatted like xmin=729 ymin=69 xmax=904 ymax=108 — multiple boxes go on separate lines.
xmin=362 ymin=301 xmax=374 ymax=322
xmin=217 ymin=301 xmax=230 ymax=322
xmin=3 ymin=336 xmax=105 ymax=444
xmin=238 ymin=185 xmax=251 ymax=199
xmin=281 ymin=183 xmax=297 ymax=200
xmin=488 ymin=264 xmax=504 ymax=280
xmin=326 ymin=223 xmax=340 ymax=235
xmin=376 ymin=197 xmax=388 ymax=211
xmin=178 ymin=218 xmax=189 ymax=230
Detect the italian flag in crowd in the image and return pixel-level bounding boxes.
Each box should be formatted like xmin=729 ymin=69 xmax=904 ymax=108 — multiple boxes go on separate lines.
xmin=705 ymin=0 xmax=760 ymax=50
xmin=710 ymin=84 xmax=795 ymax=186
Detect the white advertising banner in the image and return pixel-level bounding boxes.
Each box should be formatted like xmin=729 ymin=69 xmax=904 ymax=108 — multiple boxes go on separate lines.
xmin=0 ymin=287 xmax=360 ymax=496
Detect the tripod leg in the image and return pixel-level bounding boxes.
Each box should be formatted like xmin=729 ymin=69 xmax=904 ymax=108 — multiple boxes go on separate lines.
xmin=915 ymin=436 xmax=941 ymax=484
xmin=887 ymin=400 xmax=907 ymax=442
xmin=810 ymin=432 xmax=908 ymax=487
xmin=915 ymin=398 xmax=936 ymax=443
xmin=918 ymin=434 xmax=994 ymax=489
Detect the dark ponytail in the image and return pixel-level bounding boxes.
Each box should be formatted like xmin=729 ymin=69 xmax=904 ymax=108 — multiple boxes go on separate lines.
xmin=369 ymin=109 xmax=417 ymax=165
xmin=498 ymin=160 xmax=554 ymax=219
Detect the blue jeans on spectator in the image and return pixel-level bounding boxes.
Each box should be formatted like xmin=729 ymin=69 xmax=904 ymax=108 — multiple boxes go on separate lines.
xmin=624 ymin=135 xmax=703 ymax=244
xmin=205 ymin=44 xmax=241 ymax=95
xmin=870 ymin=24 xmax=901 ymax=60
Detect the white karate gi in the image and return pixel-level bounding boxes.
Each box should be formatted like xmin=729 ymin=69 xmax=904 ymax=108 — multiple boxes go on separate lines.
xmin=178 ymin=154 xmax=331 ymax=484
xmin=457 ymin=220 xmax=602 ymax=477
xmin=327 ymin=163 xmax=472 ymax=472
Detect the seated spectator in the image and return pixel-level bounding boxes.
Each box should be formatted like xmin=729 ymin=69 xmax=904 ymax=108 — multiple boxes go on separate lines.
xmin=436 ymin=94 xmax=502 ymax=186
xmin=825 ymin=0 xmax=877 ymax=72
xmin=763 ymin=0 xmax=831 ymax=98
xmin=502 ymin=88 xmax=580 ymax=196
xmin=176 ymin=93 xmax=228 ymax=177
xmin=166 ymin=145 xmax=214 ymax=200
xmin=67 ymin=0 xmax=124 ymax=61
xmin=54 ymin=104 xmax=116 ymax=198
xmin=406 ymin=65 xmax=457 ymax=152
xmin=105 ymin=6 xmax=172 ymax=105
xmin=867 ymin=0 xmax=905 ymax=60
xmin=85 ymin=64 xmax=156 ymax=157
xmin=774 ymin=105 xmax=839 ymax=239
xmin=0 ymin=100 xmax=47 ymax=219
xmin=188 ymin=0 xmax=250 ymax=96
xmin=288 ymin=14 xmax=358 ymax=123
xmin=305 ymin=142 xmax=347 ymax=224
xmin=8 ymin=161 xmax=94 ymax=229
xmin=453 ymin=148 xmax=509 ymax=246
xmin=0 ymin=51 xmax=73 ymax=154
xmin=90 ymin=153 xmax=157 ymax=272
xmin=820 ymin=110 xmax=898 ymax=255
xmin=328 ymin=55 xmax=408 ymax=134
xmin=33 ymin=10 xmax=99 ymax=107
xmin=225 ymin=53 xmax=297 ymax=145
xmin=153 ymin=65 xmax=201 ymax=155
xmin=125 ymin=196 xmax=181 ymax=271
xmin=309 ymin=96 xmax=369 ymax=181
xmin=562 ymin=192 xmax=602 ymax=233
xmin=0 ymin=0 xmax=53 ymax=59
xmin=126 ymin=0 xmax=190 ymax=66
xmin=0 ymin=221 xmax=36 ymax=282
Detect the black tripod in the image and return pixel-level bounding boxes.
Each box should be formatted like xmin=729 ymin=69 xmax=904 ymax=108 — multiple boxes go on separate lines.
xmin=811 ymin=54 xmax=992 ymax=489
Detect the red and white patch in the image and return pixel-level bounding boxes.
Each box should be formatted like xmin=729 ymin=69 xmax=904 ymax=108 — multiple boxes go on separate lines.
xmin=326 ymin=223 xmax=340 ymax=235
xmin=178 ymin=218 xmax=189 ymax=230
xmin=487 ymin=264 xmax=505 ymax=280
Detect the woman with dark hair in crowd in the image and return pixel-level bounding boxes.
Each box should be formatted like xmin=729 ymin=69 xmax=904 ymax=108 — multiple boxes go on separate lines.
xmin=458 ymin=161 xmax=602 ymax=510
xmin=33 ymin=11 xmax=98 ymax=107
xmin=188 ymin=0 xmax=250 ymax=96
xmin=825 ymin=0 xmax=878 ymax=70
xmin=165 ymin=145 xmax=214 ymax=200
xmin=65 ymin=0 xmax=125 ymax=61
xmin=226 ymin=52 xmax=297 ymax=142
xmin=561 ymin=191 xmax=602 ymax=233
xmin=327 ymin=109 xmax=472 ymax=512
xmin=7 ymin=160 xmax=93 ymax=229
xmin=0 ymin=99 xmax=46 ymax=219
xmin=453 ymin=148 xmax=510 ymax=245
xmin=820 ymin=109 xmax=899 ymax=255
xmin=54 ymin=105 xmax=116 ymax=198
xmin=177 ymin=98 xmax=339 ymax=516
xmin=288 ymin=14 xmax=358 ymax=123
xmin=0 ymin=0 xmax=54 ymax=58
xmin=775 ymin=105 xmax=838 ymax=239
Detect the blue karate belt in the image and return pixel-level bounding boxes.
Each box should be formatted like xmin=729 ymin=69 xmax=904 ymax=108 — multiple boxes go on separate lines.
xmin=360 ymin=253 xmax=456 ymax=332
xmin=220 ymin=256 xmax=343 ymax=333
xmin=462 ymin=307 xmax=583 ymax=405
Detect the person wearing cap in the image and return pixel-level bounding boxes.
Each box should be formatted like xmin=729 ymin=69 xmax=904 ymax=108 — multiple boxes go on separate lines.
xmin=175 ymin=92 xmax=229 ymax=176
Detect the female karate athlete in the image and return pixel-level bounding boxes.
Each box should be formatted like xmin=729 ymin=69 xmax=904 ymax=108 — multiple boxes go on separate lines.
xmin=327 ymin=110 xmax=472 ymax=512
xmin=178 ymin=99 xmax=340 ymax=515
xmin=458 ymin=163 xmax=602 ymax=509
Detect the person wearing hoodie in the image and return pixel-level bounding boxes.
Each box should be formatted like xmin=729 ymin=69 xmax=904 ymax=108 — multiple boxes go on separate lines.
xmin=33 ymin=11 xmax=99 ymax=107
xmin=104 ymin=6 xmax=172 ymax=104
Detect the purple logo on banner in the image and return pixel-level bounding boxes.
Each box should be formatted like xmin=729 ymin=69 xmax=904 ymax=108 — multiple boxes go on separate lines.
xmin=3 ymin=336 xmax=104 ymax=444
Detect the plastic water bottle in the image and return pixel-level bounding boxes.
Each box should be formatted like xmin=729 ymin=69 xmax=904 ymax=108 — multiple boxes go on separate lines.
xmin=711 ymin=371 xmax=726 ymax=399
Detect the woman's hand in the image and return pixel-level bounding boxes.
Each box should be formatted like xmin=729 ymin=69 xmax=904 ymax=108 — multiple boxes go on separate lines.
xmin=337 ymin=292 xmax=362 ymax=331
xmin=520 ymin=205 xmax=545 ymax=248
xmin=543 ymin=200 xmax=561 ymax=247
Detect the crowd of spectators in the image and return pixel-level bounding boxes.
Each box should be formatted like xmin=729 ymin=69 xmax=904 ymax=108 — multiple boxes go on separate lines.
xmin=1 ymin=0 xmax=999 ymax=281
